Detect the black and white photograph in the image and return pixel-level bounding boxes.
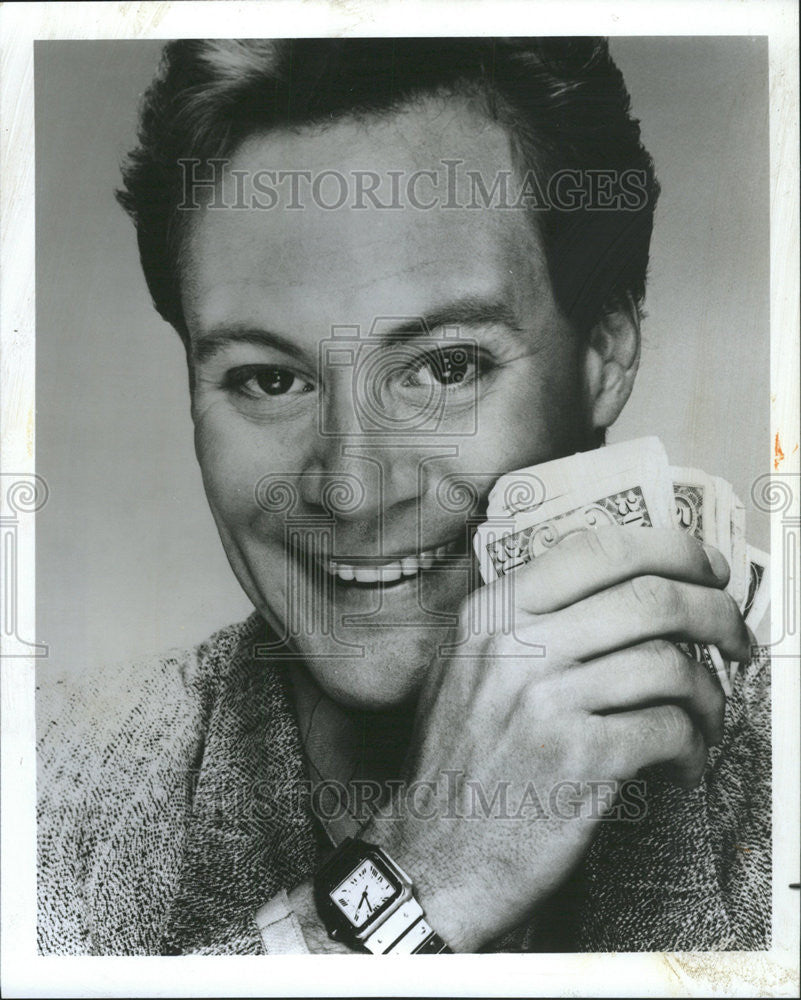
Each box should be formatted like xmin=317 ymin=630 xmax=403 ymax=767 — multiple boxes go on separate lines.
xmin=1 ymin=1 xmax=798 ymax=996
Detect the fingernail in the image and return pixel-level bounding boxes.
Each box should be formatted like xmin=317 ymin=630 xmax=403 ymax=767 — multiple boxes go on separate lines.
xmin=702 ymin=544 xmax=729 ymax=581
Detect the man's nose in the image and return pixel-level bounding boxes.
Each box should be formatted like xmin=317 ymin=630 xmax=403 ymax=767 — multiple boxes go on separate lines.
xmin=298 ymin=377 xmax=420 ymax=522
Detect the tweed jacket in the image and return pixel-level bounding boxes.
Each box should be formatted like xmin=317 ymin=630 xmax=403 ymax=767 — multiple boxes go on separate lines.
xmin=37 ymin=612 xmax=771 ymax=955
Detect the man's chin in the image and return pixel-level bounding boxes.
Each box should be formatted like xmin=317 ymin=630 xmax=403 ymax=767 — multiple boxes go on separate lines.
xmin=286 ymin=624 xmax=448 ymax=711
xmin=253 ymin=559 xmax=470 ymax=709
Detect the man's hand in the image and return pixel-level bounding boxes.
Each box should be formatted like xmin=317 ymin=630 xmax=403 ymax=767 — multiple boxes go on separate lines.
xmin=365 ymin=527 xmax=751 ymax=952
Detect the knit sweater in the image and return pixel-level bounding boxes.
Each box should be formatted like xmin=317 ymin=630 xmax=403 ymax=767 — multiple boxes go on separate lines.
xmin=37 ymin=612 xmax=771 ymax=954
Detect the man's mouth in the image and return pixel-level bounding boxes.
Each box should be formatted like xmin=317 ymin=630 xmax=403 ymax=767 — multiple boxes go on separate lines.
xmin=320 ymin=537 xmax=466 ymax=584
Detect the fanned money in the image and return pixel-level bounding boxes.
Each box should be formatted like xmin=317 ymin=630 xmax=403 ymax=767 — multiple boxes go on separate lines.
xmin=474 ymin=437 xmax=770 ymax=696
xmin=671 ymin=467 xmax=735 ymax=689
xmin=672 ymin=467 xmax=717 ymax=547
xmin=743 ymin=544 xmax=770 ymax=630
xmin=729 ymin=496 xmax=747 ymax=610
xmin=486 ymin=437 xmax=672 ymax=519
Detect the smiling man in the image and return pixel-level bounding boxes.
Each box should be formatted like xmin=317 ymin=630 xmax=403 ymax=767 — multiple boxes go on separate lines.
xmin=37 ymin=38 xmax=770 ymax=955
xmin=184 ymin=95 xmax=590 ymax=711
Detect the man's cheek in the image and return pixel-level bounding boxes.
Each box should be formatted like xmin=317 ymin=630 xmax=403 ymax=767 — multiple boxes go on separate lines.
xmin=193 ymin=417 xmax=258 ymax=524
xmin=192 ymin=393 xmax=228 ymax=470
xmin=456 ymin=402 xmax=558 ymax=480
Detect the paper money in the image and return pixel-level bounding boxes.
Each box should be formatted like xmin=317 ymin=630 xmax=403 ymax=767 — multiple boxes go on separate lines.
xmin=671 ymin=468 xmax=749 ymax=611
xmin=478 ymin=438 xmax=673 ymax=580
xmin=743 ymin=544 xmax=770 ymax=631
xmin=672 ymin=467 xmax=716 ymax=545
xmin=670 ymin=468 xmax=738 ymax=693
xmin=473 ymin=437 xmax=770 ymax=695
xmin=729 ymin=495 xmax=747 ymax=610
xmin=476 ymin=475 xmax=672 ymax=582
xmin=487 ymin=436 xmax=669 ymax=519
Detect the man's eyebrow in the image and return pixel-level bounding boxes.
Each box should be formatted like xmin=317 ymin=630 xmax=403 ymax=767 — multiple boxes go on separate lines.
xmin=192 ymin=327 xmax=306 ymax=364
xmin=384 ymin=296 xmax=525 ymax=341
xmin=191 ymin=296 xmax=524 ymax=363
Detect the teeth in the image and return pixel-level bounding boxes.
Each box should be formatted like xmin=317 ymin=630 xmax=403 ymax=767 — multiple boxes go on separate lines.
xmin=325 ymin=542 xmax=458 ymax=583
xmin=401 ymin=556 xmax=418 ymax=576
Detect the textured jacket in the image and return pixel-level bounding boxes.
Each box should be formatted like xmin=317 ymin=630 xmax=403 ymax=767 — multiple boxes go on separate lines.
xmin=37 ymin=612 xmax=771 ymax=954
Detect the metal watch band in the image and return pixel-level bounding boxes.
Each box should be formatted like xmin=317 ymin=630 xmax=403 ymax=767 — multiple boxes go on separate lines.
xmin=413 ymin=931 xmax=453 ymax=954
xmin=364 ymin=905 xmax=452 ymax=953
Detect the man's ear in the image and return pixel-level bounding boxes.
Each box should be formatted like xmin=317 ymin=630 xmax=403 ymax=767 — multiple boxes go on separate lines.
xmin=581 ymin=296 xmax=641 ymax=431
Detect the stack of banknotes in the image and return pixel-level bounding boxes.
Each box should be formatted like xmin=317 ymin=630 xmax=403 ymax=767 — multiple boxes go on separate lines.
xmin=474 ymin=437 xmax=770 ymax=695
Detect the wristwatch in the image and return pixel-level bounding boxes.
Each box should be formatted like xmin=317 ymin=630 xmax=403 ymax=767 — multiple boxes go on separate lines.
xmin=313 ymin=837 xmax=453 ymax=954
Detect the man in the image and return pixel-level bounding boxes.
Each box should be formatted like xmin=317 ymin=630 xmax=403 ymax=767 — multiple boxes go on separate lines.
xmin=37 ymin=37 xmax=769 ymax=954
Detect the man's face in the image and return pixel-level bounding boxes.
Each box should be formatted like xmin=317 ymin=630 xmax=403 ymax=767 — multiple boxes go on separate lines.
xmin=182 ymin=98 xmax=589 ymax=709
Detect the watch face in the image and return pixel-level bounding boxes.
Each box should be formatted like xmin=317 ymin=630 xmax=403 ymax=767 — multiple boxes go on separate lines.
xmin=330 ymin=859 xmax=400 ymax=930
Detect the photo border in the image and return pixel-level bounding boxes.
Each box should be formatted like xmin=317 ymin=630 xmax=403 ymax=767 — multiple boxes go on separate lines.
xmin=1 ymin=1 xmax=798 ymax=996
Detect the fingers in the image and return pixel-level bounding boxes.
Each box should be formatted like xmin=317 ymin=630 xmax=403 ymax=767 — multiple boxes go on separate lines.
xmin=537 ymin=574 xmax=750 ymax=664
xmin=552 ymin=640 xmax=726 ymax=746
xmin=495 ymin=527 xmax=729 ymax=614
xmin=601 ymin=703 xmax=708 ymax=787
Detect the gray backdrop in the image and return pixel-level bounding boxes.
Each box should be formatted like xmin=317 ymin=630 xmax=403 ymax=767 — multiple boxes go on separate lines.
xmin=35 ymin=37 xmax=770 ymax=673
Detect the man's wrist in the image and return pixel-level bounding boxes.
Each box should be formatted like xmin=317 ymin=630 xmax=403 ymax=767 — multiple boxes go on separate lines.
xmin=281 ymin=818 xmax=475 ymax=954
xmin=254 ymin=890 xmax=309 ymax=953
xmin=362 ymin=813 xmax=476 ymax=953
xmin=285 ymin=879 xmax=355 ymax=954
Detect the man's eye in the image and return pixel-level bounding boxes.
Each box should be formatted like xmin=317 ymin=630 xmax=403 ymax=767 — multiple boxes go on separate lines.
xmin=225 ymin=366 xmax=313 ymax=398
xmin=406 ymin=346 xmax=481 ymax=389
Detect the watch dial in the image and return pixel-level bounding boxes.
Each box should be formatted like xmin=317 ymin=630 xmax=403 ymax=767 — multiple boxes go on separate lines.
xmin=330 ymin=860 xmax=397 ymax=929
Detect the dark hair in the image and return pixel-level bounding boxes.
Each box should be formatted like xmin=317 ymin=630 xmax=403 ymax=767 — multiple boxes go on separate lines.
xmin=117 ymin=37 xmax=659 ymax=340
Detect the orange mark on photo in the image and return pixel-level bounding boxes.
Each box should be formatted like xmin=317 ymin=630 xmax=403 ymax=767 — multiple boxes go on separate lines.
xmin=773 ymin=432 xmax=785 ymax=470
